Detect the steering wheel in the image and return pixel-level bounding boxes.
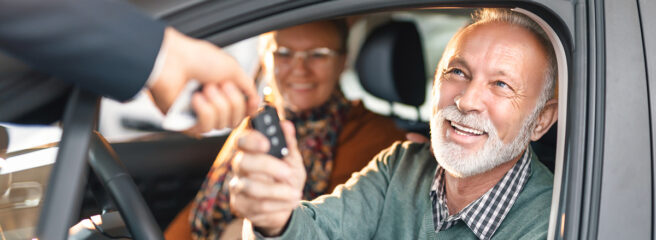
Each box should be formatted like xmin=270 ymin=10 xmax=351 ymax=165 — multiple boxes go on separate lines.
xmin=81 ymin=131 xmax=163 ymax=240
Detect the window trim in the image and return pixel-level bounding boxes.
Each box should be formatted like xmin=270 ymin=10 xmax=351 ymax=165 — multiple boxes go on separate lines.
xmin=513 ymin=8 xmax=569 ymax=240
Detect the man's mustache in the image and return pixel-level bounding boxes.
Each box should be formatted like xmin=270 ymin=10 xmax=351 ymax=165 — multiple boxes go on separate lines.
xmin=439 ymin=105 xmax=496 ymax=135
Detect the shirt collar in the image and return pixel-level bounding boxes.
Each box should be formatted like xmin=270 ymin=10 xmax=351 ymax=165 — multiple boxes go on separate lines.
xmin=429 ymin=148 xmax=533 ymax=240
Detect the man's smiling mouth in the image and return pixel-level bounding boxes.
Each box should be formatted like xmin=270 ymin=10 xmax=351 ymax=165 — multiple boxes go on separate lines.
xmin=450 ymin=120 xmax=486 ymax=136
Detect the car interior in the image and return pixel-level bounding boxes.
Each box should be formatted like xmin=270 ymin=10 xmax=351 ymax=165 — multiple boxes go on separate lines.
xmin=0 ymin=5 xmax=564 ymax=240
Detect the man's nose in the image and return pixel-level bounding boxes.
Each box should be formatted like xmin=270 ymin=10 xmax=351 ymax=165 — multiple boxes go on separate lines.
xmin=455 ymin=81 xmax=485 ymax=113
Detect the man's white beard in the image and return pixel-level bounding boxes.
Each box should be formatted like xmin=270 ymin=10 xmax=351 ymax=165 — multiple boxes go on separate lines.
xmin=430 ymin=105 xmax=539 ymax=178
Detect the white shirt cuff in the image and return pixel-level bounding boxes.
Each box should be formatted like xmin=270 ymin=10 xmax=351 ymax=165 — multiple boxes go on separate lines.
xmin=144 ymin=42 xmax=168 ymax=88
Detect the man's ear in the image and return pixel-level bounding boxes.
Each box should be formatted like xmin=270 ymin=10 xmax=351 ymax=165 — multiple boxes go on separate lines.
xmin=530 ymin=98 xmax=558 ymax=141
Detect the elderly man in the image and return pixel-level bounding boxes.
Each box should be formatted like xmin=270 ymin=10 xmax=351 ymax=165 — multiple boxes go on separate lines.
xmin=229 ymin=8 xmax=558 ymax=240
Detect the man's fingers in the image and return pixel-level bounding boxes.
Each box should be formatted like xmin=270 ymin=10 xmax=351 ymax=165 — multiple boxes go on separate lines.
xmin=236 ymin=130 xmax=270 ymax=153
xmin=189 ymin=93 xmax=215 ymax=134
xmin=204 ymin=84 xmax=231 ymax=129
xmin=246 ymin=92 xmax=260 ymax=116
xmin=150 ymin=27 xmax=260 ymax=131
xmin=233 ymin=152 xmax=292 ymax=181
xmin=280 ymin=121 xmax=298 ymax=153
xmin=249 ymin=172 xmax=274 ymax=183
xmin=220 ymin=82 xmax=247 ymax=127
xmin=280 ymin=120 xmax=303 ymax=167
xmin=230 ymin=186 xmax=298 ymax=216
xmin=189 ymin=82 xmax=249 ymax=134
xmin=230 ymin=176 xmax=301 ymax=201
xmin=188 ymin=42 xmax=260 ymax=116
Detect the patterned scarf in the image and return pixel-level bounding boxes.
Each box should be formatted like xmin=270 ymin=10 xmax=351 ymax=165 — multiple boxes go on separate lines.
xmin=285 ymin=90 xmax=351 ymax=199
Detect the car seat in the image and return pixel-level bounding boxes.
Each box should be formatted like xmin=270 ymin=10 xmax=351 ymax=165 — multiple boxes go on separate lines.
xmin=355 ymin=20 xmax=430 ymax=136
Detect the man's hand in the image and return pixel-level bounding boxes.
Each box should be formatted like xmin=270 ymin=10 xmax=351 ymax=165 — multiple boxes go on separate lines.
xmin=149 ymin=27 xmax=260 ymax=135
xmin=229 ymin=120 xmax=306 ymax=237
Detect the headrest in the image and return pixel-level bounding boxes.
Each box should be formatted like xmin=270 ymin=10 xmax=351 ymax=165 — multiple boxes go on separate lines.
xmin=355 ymin=20 xmax=426 ymax=107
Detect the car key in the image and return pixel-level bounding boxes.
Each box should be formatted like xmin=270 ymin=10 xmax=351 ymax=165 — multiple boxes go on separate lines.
xmin=250 ymin=105 xmax=288 ymax=159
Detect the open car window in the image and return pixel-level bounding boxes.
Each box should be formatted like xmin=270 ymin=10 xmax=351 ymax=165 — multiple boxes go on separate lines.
xmin=213 ymin=6 xmax=569 ymax=239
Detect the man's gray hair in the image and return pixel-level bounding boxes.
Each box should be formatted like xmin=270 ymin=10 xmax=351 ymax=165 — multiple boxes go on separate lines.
xmin=472 ymin=8 xmax=557 ymax=109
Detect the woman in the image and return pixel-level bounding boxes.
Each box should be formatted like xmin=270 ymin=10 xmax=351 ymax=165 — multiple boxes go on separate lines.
xmin=165 ymin=19 xmax=406 ymax=239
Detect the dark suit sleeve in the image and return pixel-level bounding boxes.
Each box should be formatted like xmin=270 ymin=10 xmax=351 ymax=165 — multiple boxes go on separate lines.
xmin=0 ymin=0 xmax=166 ymax=101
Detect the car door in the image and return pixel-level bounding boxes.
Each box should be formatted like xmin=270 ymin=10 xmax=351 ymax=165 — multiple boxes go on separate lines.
xmin=38 ymin=0 xmax=645 ymax=239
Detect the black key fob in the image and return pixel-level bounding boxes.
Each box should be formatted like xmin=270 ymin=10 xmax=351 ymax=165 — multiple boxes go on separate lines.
xmin=250 ymin=105 xmax=288 ymax=159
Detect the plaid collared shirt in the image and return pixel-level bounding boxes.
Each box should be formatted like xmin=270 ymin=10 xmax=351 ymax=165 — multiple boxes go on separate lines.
xmin=429 ymin=149 xmax=532 ymax=240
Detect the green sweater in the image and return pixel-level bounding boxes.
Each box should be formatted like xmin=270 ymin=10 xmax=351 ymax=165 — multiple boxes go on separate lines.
xmin=257 ymin=141 xmax=553 ymax=240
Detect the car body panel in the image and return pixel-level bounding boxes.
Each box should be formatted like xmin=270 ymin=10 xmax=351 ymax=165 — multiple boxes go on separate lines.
xmin=637 ymin=0 xmax=656 ymax=237
xmin=598 ymin=0 xmax=651 ymax=239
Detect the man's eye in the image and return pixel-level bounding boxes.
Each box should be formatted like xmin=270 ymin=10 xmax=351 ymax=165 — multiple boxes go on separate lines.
xmin=445 ymin=68 xmax=465 ymax=77
xmin=494 ymin=80 xmax=509 ymax=89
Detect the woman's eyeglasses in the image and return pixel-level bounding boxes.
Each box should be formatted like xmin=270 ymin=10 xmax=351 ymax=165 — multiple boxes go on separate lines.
xmin=273 ymin=46 xmax=340 ymax=66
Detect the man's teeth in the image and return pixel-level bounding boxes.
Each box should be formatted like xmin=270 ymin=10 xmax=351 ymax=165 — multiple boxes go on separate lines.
xmin=451 ymin=121 xmax=484 ymax=135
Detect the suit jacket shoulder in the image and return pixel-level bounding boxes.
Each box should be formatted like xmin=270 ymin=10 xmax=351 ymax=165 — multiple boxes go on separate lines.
xmin=0 ymin=0 xmax=165 ymax=101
